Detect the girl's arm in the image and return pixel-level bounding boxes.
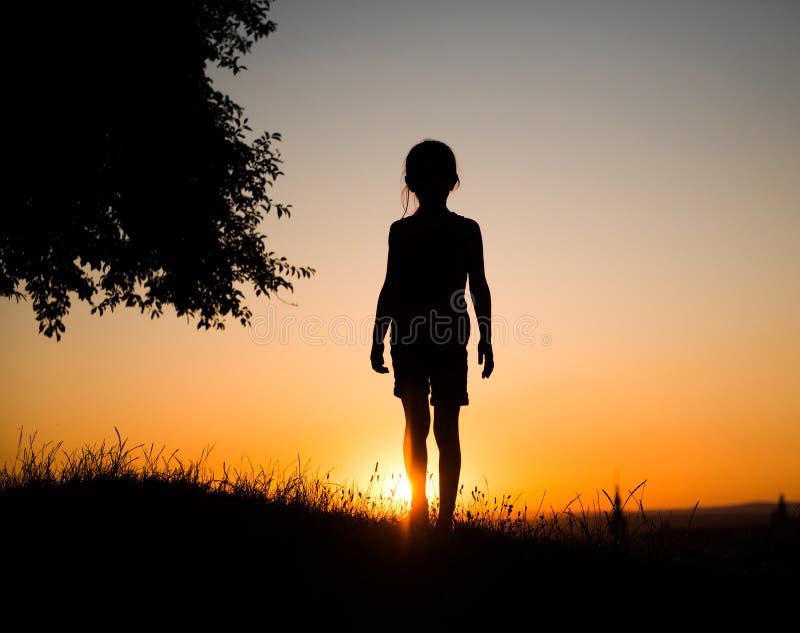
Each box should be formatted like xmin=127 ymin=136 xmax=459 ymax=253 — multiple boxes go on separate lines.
xmin=467 ymin=221 xmax=494 ymax=378
xmin=370 ymin=224 xmax=397 ymax=373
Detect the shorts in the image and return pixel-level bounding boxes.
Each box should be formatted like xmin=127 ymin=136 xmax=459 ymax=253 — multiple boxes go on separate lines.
xmin=390 ymin=343 xmax=469 ymax=406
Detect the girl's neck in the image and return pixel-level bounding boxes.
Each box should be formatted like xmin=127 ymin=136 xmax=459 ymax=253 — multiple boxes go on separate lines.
xmin=416 ymin=204 xmax=449 ymax=215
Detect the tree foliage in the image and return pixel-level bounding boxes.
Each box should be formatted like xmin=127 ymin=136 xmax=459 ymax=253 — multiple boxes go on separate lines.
xmin=3 ymin=1 xmax=314 ymax=340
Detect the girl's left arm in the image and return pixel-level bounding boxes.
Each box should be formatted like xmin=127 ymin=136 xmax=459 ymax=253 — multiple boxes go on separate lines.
xmin=370 ymin=224 xmax=397 ymax=373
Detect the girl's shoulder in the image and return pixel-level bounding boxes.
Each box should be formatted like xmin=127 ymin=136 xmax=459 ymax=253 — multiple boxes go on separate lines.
xmin=447 ymin=211 xmax=482 ymax=236
xmin=449 ymin=210 xmax=479 ymax=225
xmin=391 ymin=210 xmax=479 ymax=228
xmin=389 ymin=211 xmax=480 ymax=241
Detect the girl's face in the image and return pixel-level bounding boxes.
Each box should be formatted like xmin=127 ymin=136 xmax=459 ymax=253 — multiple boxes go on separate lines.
xmin=406 ymin=172 xmax=456 ymax=202
xmin=406 ymin=173 xmax=456 ymax=208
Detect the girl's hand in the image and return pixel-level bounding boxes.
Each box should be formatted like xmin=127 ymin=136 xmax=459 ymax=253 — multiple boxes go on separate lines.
xmin=478 ymin=340 xmax=494 ymax=379
xmin=371 ymin=342 xmax=389 ymax=374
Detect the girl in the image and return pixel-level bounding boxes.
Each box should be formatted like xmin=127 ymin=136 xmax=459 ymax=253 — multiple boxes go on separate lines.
xmin=371 ymin=139 xmax=494 ymax=534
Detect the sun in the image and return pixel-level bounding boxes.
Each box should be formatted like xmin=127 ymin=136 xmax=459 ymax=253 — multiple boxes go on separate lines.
xmin=387 ymin=474 xmax=412 ymax=506
xmin=397 ymin=477 xmax=412 ymax=505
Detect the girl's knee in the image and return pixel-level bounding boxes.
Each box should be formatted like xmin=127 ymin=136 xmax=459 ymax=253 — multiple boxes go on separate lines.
xmin=405 ymin=420 xmax=430 ymax=443
xmin=433 ymin=425 xmax=459 ymax=450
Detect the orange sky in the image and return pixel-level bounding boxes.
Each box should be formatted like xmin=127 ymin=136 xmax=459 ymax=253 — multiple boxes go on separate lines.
xmin=1 ymin=1 xmax=798 ymax=510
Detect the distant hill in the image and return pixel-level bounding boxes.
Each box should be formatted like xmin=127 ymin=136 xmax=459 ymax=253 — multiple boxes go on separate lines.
xmin=651 ymin=500 xmax=800 ymax=528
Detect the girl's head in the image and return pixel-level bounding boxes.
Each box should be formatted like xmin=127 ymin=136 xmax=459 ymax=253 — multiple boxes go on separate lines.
xmin=401 ymin=139 xmax=460 ymax=216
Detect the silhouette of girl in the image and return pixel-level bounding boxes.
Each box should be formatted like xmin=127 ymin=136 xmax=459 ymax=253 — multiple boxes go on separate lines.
xmin=371 ymin=139 xmax=494 ymax=534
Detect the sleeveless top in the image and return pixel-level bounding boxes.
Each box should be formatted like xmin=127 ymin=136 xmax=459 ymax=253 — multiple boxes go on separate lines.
xmin=385 ymin=210 xmax=477 ymax=347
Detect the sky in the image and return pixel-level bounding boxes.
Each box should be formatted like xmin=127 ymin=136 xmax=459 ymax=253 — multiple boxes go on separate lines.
xmin=1 ymin=0 xmax=798 ymax=510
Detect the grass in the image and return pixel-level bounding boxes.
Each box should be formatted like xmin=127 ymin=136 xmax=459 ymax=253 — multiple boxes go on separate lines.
xmin=0 ymin=429 xmax=678 ymax=542
xmin=1 ymin=429 xmax=797 ymax=630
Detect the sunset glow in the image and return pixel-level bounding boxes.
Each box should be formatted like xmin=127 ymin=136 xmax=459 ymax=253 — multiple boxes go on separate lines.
xmin=2 ymin=1 xmax=798 ymax=512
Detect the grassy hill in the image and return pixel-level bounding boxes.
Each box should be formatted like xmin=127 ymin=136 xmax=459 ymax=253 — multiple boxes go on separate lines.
xmin=1 ymin=433 xmax=797 ymax=630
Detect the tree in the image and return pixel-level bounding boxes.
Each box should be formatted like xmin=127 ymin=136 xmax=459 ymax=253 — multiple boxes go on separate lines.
xmin=2 ymin=1 xmax=314 ymax=340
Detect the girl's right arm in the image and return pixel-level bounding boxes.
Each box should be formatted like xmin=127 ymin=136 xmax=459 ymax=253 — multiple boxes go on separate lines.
xmin=467 ymin=221 xmax=494 ymax=379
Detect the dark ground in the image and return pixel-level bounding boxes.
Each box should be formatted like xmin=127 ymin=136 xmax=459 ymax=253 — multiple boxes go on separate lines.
xmin=2 ymin=480 xmax=797 ymax=631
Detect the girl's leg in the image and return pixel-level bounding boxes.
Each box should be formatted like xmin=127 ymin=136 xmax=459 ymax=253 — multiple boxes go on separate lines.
xmin=401 ymin=392 xmax=431 ymax=517
xmin=433 ymin=403 xmax=461 ymax=527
